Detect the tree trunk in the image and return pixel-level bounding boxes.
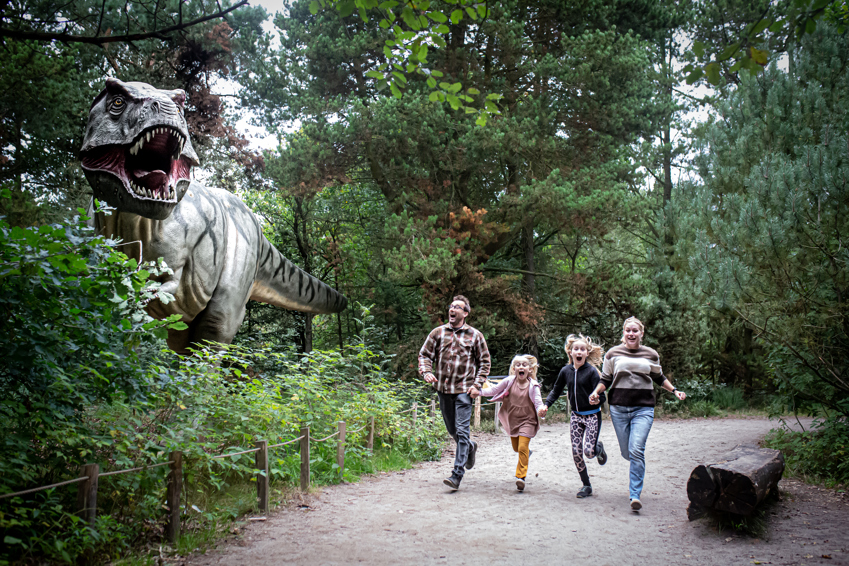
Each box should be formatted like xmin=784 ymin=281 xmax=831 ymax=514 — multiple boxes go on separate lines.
xmin=304 ymin=313 xmax=313 ymax=353
xmin=522 ymin=224 xmax=535 ymax=299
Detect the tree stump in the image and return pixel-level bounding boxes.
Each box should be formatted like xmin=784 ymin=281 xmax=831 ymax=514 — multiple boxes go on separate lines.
xmin=686 ymin=444 xmax=784 ymax=519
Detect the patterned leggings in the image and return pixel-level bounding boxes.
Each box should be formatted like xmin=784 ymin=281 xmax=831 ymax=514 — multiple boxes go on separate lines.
xmin=570 ymin=411 xmax=602 ymax=473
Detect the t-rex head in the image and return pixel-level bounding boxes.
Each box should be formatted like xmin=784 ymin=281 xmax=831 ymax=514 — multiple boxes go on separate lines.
xmin=81 ymin=78 xmax=200 ymax=220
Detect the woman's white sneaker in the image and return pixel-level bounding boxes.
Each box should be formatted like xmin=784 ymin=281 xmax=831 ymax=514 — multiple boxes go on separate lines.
xmin=630 ymin=498 xmax=642 ymax=510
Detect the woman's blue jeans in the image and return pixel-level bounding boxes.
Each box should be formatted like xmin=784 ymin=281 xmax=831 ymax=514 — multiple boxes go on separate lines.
xmin=609 ymin=405 xmax=654 ymax=500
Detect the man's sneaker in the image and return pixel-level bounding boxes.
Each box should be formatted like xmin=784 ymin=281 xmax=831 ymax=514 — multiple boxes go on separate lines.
xmin=576 ymin=485 xmax=593 ymax=498
xmin=465 ymin=441 xmax=478 ymax=470
xmin=515 ymin=477 xmax=526 ymax=491
xmin=596 ymin=440 xmax=607 ymax=466
xmin=443 ymin=476 xmax=461 ymax=490
xmin=630 ymin=498 xmax=642 ymax=510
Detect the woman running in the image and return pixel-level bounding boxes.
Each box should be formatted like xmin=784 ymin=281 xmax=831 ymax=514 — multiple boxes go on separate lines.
xmin=588 ymin=316 xmax=686 ymax=510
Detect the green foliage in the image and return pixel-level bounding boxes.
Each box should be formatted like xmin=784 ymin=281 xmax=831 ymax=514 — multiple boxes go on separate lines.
xmin=711 ymin=386 xmax=748 ymax=411
xmin=681 ymin=23 xmax=849 ymax=418
xmin=0 ymin=198 xmax=183 ymax=489
xmin=682 ymin=0 xmax=845 ymax=86
xmin=764 ymin=418 xmax=849 ymax=486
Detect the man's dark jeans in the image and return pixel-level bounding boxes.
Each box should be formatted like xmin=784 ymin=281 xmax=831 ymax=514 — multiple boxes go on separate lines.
xmin=437 ymin=391 xmax=473 ymax=479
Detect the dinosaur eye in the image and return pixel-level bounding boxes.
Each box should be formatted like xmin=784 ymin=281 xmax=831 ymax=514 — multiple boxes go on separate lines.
xmin=109 ymin=96 xmax=126 ymax=115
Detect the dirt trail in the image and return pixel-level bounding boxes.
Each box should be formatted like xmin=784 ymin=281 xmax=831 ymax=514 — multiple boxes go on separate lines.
xmin=188 ymin=417 xmax=849 ymax=565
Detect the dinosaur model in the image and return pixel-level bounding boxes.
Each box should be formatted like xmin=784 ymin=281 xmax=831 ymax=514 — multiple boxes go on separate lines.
xmin=80 ymin=78 xmax=347 ymax=353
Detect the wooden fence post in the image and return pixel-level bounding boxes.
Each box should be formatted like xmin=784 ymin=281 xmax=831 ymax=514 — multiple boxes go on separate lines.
xmin=300 ymin=426 xmax=310 ymax=492
xmin=255 ymin=440 xmax=268 ymax=514
xmin=76 ymin=463 xmax=99 ymax=527
xmin=336 ymin=421 xmax=346 ymax=480
xmin=166 ymin=451 xmax=182 ymax=543
xmin=412 ymin=402 xmax=418 ymax=431
xmin=367 ymin=416 xmax=375 ymax=454
xmin=474 ymin=396 xmax=481 ymax=429
xmin=430 ymin=397 xmax=436 ymax=419
xmin=494 ymin=402 xmax=502 ymax=433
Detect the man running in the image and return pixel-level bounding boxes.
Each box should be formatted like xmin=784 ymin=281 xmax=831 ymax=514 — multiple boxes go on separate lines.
xmin=419 ymin=295 xmax=491 ymax=490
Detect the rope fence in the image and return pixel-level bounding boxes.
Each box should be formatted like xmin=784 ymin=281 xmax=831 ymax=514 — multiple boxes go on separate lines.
xmin=211 ymin=447 xmax=262 ymax=459
xmin=0 ymin=396 xmax=438 ymax=542
xmin=0 ymin=476 xmax=90 ymax=500
xmin=268 ymin=435 xmax=305 ymax=449
xmin=99 ymin=461 xmax=174 ymax=477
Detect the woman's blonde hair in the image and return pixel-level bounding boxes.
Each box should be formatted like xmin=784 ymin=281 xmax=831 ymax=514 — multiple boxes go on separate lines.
xmin=620 ymin=316 xmax=645 ymax=345
xmin=564 ymin=334 xmax=604 ymax=368
xmin=508 ymin=354 xmax=539 ymax=381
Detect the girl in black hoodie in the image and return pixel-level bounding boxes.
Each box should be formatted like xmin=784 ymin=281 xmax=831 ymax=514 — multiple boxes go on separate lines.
xmin=539 ymin=334 xmax=608 ymax=498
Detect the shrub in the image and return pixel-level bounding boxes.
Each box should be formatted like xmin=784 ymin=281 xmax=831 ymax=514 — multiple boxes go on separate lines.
xmin=763 ymin=417 xmax=849 ymax=487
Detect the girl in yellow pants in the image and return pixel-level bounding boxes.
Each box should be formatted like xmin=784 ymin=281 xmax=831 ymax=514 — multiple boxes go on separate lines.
xmin=479 ymin=355 xmax=545 ymax=491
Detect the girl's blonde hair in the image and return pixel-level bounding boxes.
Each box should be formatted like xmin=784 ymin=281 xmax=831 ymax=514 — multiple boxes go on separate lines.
xmin=620 ymin=316 xmax=645 ymax=345
xmin=564 ymin=334 xmax=604 ymax=368
xmin=508 ymin=354 xmax=539 ymax=381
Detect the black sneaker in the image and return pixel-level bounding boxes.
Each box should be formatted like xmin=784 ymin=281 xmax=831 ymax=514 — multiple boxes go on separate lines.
xmin=596 ymin=440 xmax=607 ymax=466
xmin=465 ymin=440 xmax=478 ymax=470
xmin=443 ymin=476 xmax=461 ymax=490
xmin=576 ymin=485 xmax=593 ymax=498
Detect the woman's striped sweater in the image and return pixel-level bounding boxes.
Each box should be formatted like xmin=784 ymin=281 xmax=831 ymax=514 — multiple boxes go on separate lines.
xmin=600 ymin=344 xmax=666 ymax=407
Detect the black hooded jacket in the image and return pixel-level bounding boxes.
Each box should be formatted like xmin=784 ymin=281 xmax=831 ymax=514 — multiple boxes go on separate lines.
xmin=545 ymin=363 xmax=606 ymax=413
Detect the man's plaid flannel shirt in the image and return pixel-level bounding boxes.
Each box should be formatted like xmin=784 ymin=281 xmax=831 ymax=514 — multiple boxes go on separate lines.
xmin=418 ymin=323 xmax=491 ymax=394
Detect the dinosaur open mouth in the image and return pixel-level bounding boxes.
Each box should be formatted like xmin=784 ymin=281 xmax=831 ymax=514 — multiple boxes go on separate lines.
xmin=81 ymin=126 xmax=191 ymax=203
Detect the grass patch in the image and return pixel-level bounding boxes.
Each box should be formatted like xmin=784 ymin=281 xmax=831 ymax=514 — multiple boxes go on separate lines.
xmin=701 ymin=489 xmax=781 ymax=539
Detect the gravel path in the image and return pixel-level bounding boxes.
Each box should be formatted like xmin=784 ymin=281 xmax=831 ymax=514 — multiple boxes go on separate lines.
xmin=188 ymin=417 xmax=849 ymax=565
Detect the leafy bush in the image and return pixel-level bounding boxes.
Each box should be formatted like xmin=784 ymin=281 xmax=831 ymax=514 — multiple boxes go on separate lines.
xmin=763 ymin=418 xmax=849 ymax=487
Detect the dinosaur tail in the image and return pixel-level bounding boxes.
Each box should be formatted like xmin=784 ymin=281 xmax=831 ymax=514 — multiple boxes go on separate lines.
xmin=250 ymin=237 xmax=347 ymax=314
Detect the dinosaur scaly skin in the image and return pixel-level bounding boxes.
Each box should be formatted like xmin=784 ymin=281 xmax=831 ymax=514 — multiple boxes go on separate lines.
xmin=81 ymin=78 xmax=347 ymax=352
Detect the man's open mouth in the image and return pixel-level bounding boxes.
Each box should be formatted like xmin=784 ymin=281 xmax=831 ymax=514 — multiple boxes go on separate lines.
xmin=81 ymin=125 xmax=191 ymax=203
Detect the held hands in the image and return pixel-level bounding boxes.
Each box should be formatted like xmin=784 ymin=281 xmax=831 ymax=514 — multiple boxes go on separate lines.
xmin=537 ymin=406 xmax=548 ymax=418
xmin=469 ymin=386 xmax=481 ymax=399
xmin=675 ymin=390 xmax=687 ymax=401
xmin=423 ymin=372 xmax=437 ymax=384
xmin=588 ymin=392 xmax=600 ymax=405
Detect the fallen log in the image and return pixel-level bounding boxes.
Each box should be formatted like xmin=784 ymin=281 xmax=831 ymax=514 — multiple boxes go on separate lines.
xmin=686 ymin=444 xmax=784 ymax=519
xmin=687 ymin=464 xmax=718 ymax=508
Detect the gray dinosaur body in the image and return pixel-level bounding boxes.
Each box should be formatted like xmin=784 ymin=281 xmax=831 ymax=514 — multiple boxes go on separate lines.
xmin=81 ymin=79 xmax=346 ymax=352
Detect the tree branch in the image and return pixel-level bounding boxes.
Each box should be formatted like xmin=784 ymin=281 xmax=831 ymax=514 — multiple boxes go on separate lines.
xmin=0 ymin=0 xmax=247 ymax=45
